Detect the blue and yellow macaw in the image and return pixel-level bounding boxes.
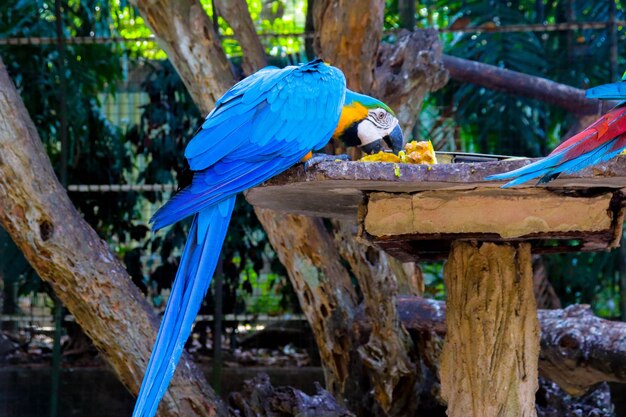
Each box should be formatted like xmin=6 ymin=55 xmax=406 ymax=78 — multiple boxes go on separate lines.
xmin=132 ymin=59 xmax=404 ymax=417
xmin=487 ymin=72 xmax=626 ymax=187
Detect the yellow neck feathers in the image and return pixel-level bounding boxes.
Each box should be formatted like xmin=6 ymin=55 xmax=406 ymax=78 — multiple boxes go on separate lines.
xmin=332 ymin=102 xmax=368 ymax=138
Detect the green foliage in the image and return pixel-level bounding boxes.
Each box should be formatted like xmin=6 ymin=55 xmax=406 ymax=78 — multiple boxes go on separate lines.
xmin=415 ymin=0 xmax=625 ymax=157
xmin=421 ymin=262 xmax=446 ymax=300
xmin=543 ymin=245 xmax=623 ymax=318
xmin=112 ymin=2 xmax=165 ymax=60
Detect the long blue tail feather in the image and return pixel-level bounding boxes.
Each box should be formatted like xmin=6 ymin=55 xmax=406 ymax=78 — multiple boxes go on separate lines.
xmin=132 ymin=196 xmax=236 ymax=417
xmin=484 ymin=152 xmax=566 ymax=186
xmin=485 ymin=138 xmax=626 ymax=188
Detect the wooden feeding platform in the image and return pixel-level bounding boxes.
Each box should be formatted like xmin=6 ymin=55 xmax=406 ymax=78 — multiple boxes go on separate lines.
xmin=247 ymin=156 xmax=626 ymax=260
xmin=247 ymin=155 xmax=626 ymax=417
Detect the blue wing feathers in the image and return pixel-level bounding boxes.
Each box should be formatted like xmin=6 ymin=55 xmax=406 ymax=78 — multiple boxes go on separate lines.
xmin=185 ymin=118 xmax=253 ymax=170
xmin=137 ymin=61 xmax=346 ymax=417
xmin=151 ymin=154 xmax=305 ymax=231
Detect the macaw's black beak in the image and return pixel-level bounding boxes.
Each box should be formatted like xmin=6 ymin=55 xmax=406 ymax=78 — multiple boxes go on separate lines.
xmin=360 ymin=139 xmax=384 ymax=154
xmin=384 ymin=124 xmax=405 ymax=154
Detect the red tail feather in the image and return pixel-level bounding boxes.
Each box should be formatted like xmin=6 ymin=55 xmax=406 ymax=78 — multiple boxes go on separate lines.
xmin=609 ymin=133 xmax=626 ymax=153
xmin=550 ymin=106 xmax=626 ymax=161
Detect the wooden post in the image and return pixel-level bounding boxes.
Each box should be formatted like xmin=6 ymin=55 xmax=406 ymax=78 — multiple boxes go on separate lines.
xmin=440 ymin=241 xmax=539 ymax=417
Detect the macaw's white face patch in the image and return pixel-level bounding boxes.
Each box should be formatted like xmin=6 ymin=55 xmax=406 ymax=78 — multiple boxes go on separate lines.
xmin=357 ymin=108 xmax=400 ymax=146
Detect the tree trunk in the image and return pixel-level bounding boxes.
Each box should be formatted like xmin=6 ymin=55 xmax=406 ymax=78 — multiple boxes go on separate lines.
xmin=0 ymin=58 xmax=227 ymax=417
xmin=312 ymin=0 xmax=385 ymax=92
xmin=440 ymin=242 xmax=539 ymax=417
xmin=332 ymin=220 xmax=418 ymax=416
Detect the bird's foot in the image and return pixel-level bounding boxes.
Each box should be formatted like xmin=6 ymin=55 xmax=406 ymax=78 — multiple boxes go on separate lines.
xmin=303 ymin=153 xmax=350 ymax=170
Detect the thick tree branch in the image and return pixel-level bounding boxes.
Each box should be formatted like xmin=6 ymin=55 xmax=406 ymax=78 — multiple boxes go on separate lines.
xmin=214 ymin=0 xmax=267 ymax=75
xmin=355 ymin=296 xmax=626 ymax=397
xmin=443 ymin=54 xmax=615 ymax=116
xmin=538 ymin=304 xmax=626 ymax=396
xmin=0 ymin=58 xmax=227 ymax=417
xmin=312 ymin=0 xmax=385 ymax=92
xmin=254 ymin=210 xmax=360 ymax=397
xmin=131 ymin=0 xmax=233 ymax=112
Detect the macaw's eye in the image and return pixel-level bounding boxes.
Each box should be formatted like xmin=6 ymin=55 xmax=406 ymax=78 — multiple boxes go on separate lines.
xmin=369 ymin=109 xmax=390 ymax=127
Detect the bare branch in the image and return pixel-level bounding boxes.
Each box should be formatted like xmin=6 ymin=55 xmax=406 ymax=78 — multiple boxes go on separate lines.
xmin=443 ymin=54 xmax=615 ymax=116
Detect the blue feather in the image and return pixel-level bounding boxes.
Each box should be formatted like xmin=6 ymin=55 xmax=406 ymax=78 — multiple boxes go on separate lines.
xmin=151 ymin=155 xmax=303 ymax=231
xmin=132 ymin=197 xmax=235 ymax=417
xmin=485 ymin=131 xmax=626 ymax=188
xmin=185 ymin=116 xmax=254 ymax=170
xmin=485 ymin=153 xmax=566 ymax=182
xmin=586 ymin=82 xmax=626 ymax=100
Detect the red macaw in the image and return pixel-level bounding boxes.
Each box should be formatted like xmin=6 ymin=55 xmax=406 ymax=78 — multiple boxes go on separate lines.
xmin=487 ymin=73 xmax=626 ymax=187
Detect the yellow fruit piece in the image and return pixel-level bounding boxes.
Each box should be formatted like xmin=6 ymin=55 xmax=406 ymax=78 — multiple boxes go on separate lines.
xmin=404 ymin=140 xmax=438 ymax=164
xmin=358 ymin=140 xmax=438 ymax=165
xmin=359 ymin=151 xmax=402 ymax=163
